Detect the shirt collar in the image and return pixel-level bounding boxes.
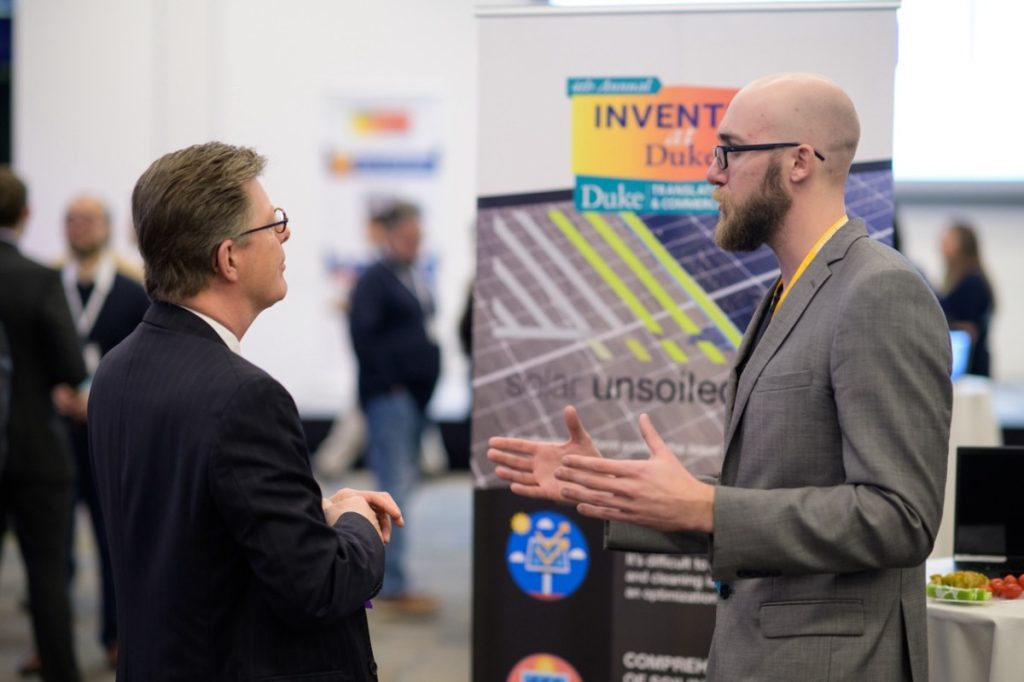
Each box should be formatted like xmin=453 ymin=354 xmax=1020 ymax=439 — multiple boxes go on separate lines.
xmin=176 ymin=305 xmax=242 ymax=354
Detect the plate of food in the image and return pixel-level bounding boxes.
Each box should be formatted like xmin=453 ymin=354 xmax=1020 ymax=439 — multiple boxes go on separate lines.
xmin=927 ymin=571 xmax=994 ymax=605
xmin=926 ymin=583 xmax=994 ymax=605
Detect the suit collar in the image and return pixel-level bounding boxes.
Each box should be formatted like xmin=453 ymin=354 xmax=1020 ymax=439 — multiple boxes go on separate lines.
xmin=722 ymin=219 xmax=868 ymax=459
xmin=377 ymin=258 xmax=433 ymax=315
xmin=142 ymin=301 xmax=228 ymax=349
xmin=177 ymin=305 xmax=242 ymax=354
xmin=818 ymin=217 xmax=867 ymax=266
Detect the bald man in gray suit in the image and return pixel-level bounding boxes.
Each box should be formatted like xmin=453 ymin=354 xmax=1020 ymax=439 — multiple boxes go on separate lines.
xmin=488 ymin=74 xmax=951 ymax=682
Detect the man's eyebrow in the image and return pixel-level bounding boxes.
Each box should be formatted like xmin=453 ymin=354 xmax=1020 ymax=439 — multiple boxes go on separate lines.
xmin=718 ymin=133 xmax=739 ymax=145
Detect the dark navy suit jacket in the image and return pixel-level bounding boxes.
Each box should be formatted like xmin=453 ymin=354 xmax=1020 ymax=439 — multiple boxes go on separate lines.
xmin=940 ymin=271 xmax=993 ymax=376
xmin=349 ymin=259 xmax=440 ymax=409
xmin=79 ymin=272 xmax=151 ymax=356
xmin=89 ymin=302 xmax=384 ymax=681
xmin=0 ymin=240 xmax=85 ymax=479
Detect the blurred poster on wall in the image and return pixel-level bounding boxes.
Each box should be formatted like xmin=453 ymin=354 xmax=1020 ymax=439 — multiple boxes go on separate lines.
xmin=473 ymin=5 xmax=899 ymax=681
xmin=320 ymin=95 xmax=441 ymax=318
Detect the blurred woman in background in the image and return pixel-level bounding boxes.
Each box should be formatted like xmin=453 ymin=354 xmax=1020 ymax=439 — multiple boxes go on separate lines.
xmin=939 ymin=221 xmax=995 ymax=376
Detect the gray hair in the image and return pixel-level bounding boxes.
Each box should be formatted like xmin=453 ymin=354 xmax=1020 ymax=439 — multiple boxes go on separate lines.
xmin=131 ymin=142 xmax=266 ymax=301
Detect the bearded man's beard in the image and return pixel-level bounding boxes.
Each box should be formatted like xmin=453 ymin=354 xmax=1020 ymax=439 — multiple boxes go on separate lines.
xmin=70 ymin=243 xmax=104 ymax=260
xmin=712 ymin=161 xmax=792 ymax=252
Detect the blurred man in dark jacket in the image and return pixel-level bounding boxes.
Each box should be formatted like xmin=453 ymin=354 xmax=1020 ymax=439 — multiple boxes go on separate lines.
xmin=349 ymin=201 xmax=440 ymax=614
xmin=0 ymin=166 xmax=86 ymax=682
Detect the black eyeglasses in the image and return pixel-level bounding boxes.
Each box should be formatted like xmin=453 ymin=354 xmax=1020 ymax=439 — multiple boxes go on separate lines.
xmin=237 ymin=207 xmax=288 ymax=238
xmin=713 ymin=143 xmax=825 ymax=171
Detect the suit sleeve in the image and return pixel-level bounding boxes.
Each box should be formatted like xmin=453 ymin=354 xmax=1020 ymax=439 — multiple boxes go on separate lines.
xmin=209 ymin=375 xmax=385 ymax=628
xmin=711 ymin=267 xmax=952 ymax=580
xmin=38 ymin=267 xmax=86 ymax=387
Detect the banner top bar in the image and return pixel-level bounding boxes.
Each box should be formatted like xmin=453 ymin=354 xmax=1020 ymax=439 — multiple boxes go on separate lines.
xmin=477 ymin=2 xmax=900 ymax=17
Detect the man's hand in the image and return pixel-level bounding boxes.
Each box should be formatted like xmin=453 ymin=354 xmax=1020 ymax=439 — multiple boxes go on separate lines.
xmin=52 ymin=384 xmax=88 ymax=423
xmin=322 ymin=488 xmax=404 ymax=544
xmin=487 ymin=405 xmax=603 ymax=504
xmin=554 ymin=413 xmax=715 ymax=533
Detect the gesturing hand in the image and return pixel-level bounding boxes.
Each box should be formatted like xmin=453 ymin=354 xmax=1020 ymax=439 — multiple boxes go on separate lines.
xmin=553 ymin=413 xmax=715 ymax=533
xmin=487 ymin=405 xmax=603 ymax=504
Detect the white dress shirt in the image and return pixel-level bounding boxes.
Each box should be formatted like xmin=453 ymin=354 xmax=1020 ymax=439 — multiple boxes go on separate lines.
xmin=178 ymin=305 xmax=242 ymax=355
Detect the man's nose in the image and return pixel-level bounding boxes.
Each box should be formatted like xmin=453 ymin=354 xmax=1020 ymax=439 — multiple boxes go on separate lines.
xmin=706 ymin=160 xmax=725 ymax=186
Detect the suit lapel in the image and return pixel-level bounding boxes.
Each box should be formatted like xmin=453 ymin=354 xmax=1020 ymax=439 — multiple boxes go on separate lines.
xmin=721 ymin=220 xmax=868 ymax=468
xmin=723 ymin=285 xmax=776 ymax=430
xmin=383 ymin=260 xmax=432 ymax=317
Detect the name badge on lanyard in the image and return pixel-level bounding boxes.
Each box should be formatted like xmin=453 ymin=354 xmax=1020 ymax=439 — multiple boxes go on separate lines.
xmin=63 ymin=252 xmax=116 ymax=374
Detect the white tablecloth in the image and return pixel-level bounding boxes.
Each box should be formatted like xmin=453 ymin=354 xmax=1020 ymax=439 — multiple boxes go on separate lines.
xmin=928 ymin=594 xmax=1024 ymax=682
xmin=930 ymin=376 xmax=1002 ymax=559
xmin=926 ymin=558 xmax=1024 ymax=682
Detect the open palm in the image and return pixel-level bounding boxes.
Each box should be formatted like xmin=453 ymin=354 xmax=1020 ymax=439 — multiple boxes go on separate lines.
xmin=487 ymin=405 xmax=601 ymax=503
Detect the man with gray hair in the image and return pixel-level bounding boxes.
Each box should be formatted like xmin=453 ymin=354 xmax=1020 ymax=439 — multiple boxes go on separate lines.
xmin=88 ymin=142 xmax=400 ymax=681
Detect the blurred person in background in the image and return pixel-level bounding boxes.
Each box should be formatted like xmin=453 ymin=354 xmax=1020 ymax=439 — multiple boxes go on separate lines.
xmin=50 ymin=195 xmax=149 ymax=669
xmin=939 ymin=220 xmax=995 ymax=377
xmin=349 ymin=200 xmax=440 ymax=615
xmin=0 ymin=166 xmax=86 ymax=682
xmin=313 ymin=211 xmax=386 ymax=479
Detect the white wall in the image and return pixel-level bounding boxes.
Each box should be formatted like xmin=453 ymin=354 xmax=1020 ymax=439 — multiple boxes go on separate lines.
xmin=897 ymin=199 xmax=1024 ymax=382
xmin=16 ymin=0 xmax=530 ymax=418
xmin=15 ymin=0 xmax=1024 ymax=415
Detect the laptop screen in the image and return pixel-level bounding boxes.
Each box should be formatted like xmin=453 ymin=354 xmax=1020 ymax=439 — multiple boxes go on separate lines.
xmin=954 ymin=446 xmax=1024 ymax=559
xmin=949 ymin=329 xmax=971 ymax=379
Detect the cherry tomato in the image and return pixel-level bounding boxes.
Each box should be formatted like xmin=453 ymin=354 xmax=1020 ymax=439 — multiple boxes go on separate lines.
xmin=991 ymin=579 xmax=1005 ymax=597
xmin=1004 ymin=575 xmax=1018 ymax=586
xmin=1019 ymin=574 xmax=1024 ymax=585
xmin=1003 ymin=583 xmax=1023 ymax=600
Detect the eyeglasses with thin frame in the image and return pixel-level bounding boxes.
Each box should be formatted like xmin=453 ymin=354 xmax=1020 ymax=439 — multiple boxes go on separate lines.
xmin=713 ymin=143 xmax=825 ymax=171
xmin=237 ymin=207 xmax=288 ymax=238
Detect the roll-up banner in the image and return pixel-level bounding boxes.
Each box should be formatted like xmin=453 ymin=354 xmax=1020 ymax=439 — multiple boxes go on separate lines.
xmin=472 ymin=4 xmax=899 ymax=680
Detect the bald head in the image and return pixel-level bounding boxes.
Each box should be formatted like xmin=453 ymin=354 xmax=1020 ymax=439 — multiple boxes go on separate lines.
xmin=65 ymin=194 xmax=112 ymax=258
xmin=727 ymin=73 xmax=860 ymax=186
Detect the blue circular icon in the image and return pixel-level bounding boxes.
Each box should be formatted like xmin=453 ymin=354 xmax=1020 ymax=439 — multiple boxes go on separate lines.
xmin=506 ymin=510 xmax=589 ymax=600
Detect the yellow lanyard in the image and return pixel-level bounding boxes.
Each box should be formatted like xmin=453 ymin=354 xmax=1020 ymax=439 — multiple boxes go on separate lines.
xmin=773 ymin=215 xmax=848 ymax=315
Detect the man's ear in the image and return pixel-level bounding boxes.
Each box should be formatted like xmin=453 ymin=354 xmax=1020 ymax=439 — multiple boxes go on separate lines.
xmin=213 ymin=239 xmax=241 ymax=282
xmin=788 ymin=145 xmax=817 ymax=184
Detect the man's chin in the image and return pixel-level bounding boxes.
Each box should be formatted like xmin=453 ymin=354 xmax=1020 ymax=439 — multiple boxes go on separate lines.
xmin=714 ymin=223 xmax=763 ymax=253
xmin=266 ymin=281 xmax=288 ymax=308
xmin=712 ymin=221 xmax=732 ymax=250
xmin=71 ymin=246 xmax=104 ymax=260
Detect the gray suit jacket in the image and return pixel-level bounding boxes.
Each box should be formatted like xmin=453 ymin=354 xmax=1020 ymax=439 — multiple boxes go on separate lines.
xmin=611 ymin=220 xmax=952 ymax=682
